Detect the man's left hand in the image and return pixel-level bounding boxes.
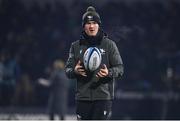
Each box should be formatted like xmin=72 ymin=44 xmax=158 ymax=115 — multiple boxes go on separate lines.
xmin=96 ymin=64 xmax=109 ymax=78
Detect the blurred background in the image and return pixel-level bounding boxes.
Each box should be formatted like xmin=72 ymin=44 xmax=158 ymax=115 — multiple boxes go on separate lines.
xmin=0 ymin=0 xmax=180 ymax=120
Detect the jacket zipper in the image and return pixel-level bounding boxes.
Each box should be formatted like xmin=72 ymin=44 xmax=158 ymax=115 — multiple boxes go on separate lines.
xmin=90 ymin=88 xmax=93 ymax=101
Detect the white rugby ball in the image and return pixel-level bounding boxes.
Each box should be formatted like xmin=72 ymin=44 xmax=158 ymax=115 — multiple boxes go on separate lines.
xmin=83 ymin=47 xmax=102 ymax=72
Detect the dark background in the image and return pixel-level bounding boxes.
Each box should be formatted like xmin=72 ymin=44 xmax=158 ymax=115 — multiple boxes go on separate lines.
xmin=0 ymin=0 xmax=180 ymax=119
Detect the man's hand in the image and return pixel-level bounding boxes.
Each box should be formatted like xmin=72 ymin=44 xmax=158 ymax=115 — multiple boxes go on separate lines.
xmin=96 ymin=64 xmax=109 ymax=78
xmin=74 ymin=60 xmax=87 ymax=77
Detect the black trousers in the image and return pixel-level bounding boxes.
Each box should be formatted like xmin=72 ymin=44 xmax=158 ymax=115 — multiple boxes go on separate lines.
xmin=76 ymin=100 xmax=112 ymax=120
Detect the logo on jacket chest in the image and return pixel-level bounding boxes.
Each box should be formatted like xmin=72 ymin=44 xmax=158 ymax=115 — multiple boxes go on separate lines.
xmin=100 ymin=48 xmax=106 ymax=55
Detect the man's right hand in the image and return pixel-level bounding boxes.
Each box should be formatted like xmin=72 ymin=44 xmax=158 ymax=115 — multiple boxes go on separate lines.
xmin=74 ymin=60 xmax=87 ymax=77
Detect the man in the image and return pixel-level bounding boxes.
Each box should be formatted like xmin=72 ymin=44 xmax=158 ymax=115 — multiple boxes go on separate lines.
xmin=48 ymin=59 xmax=69 ymax=120
xmin=38 ymin=59 xmax=69 ymax=120
xmin=65 ymin=6 xmax=124 ymax=120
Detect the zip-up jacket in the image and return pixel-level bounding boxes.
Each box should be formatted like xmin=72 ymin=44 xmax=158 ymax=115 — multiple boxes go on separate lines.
xmin=65 ymin=32 xmax=124 ymax=101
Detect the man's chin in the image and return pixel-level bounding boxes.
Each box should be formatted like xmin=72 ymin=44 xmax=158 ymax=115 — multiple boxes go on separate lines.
xmin=89 ymin=34 xmax=96 ymax=36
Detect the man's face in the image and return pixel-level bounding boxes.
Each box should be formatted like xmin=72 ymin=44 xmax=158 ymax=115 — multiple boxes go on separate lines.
xmin=84 ymin=21 xmax=99 ymax=36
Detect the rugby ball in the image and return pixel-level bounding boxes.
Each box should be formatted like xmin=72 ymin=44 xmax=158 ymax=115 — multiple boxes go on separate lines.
xmin=83 ymin=47 xmax=102 ymax=71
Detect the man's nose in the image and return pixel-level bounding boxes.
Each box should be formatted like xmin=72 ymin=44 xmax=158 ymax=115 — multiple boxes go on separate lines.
xmin=90 ymin=23 xmax=94 ymax=27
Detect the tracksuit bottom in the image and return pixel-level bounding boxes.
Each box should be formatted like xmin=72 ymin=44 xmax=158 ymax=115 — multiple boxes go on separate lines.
xmin=76 ymin=100 xmax=112 ymax=120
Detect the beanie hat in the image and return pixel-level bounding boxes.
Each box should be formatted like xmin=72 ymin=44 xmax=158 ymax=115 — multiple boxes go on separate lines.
xmin=82 ymin=6 xmax=101 ymax=27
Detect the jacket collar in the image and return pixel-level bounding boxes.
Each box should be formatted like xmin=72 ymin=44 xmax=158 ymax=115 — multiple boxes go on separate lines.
xmin=79 ymin=29 xmax=108 ymax=46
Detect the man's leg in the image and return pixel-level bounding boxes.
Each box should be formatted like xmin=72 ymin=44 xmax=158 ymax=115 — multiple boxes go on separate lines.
xmin=49 ymin=112 xmax=55 ymax=120
xmin=92 ymin=100 xmax=112 ymax=120
xmin=76 ymin=101 xmax=93 ymax=120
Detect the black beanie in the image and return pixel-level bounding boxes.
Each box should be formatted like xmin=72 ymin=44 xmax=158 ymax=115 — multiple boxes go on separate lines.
xmin=82 ymin=6 xmax=101 ymax=27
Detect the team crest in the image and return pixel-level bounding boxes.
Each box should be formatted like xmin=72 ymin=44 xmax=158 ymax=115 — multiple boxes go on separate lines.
xmin=100 ymin=48 xmax=106 ymax=54
xmin=87 ymin=15 xmax=93 ymax=19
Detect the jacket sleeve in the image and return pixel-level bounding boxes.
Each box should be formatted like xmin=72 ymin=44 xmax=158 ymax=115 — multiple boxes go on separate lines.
xmin=65 ymin=43 xmax=77 ymax=79
xmin=108 ymin=41 xmax=124 ymax=79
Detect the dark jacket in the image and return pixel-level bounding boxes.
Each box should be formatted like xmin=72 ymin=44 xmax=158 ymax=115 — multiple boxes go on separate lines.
xmin=65 ymin=31 xmax=124 ymax=101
